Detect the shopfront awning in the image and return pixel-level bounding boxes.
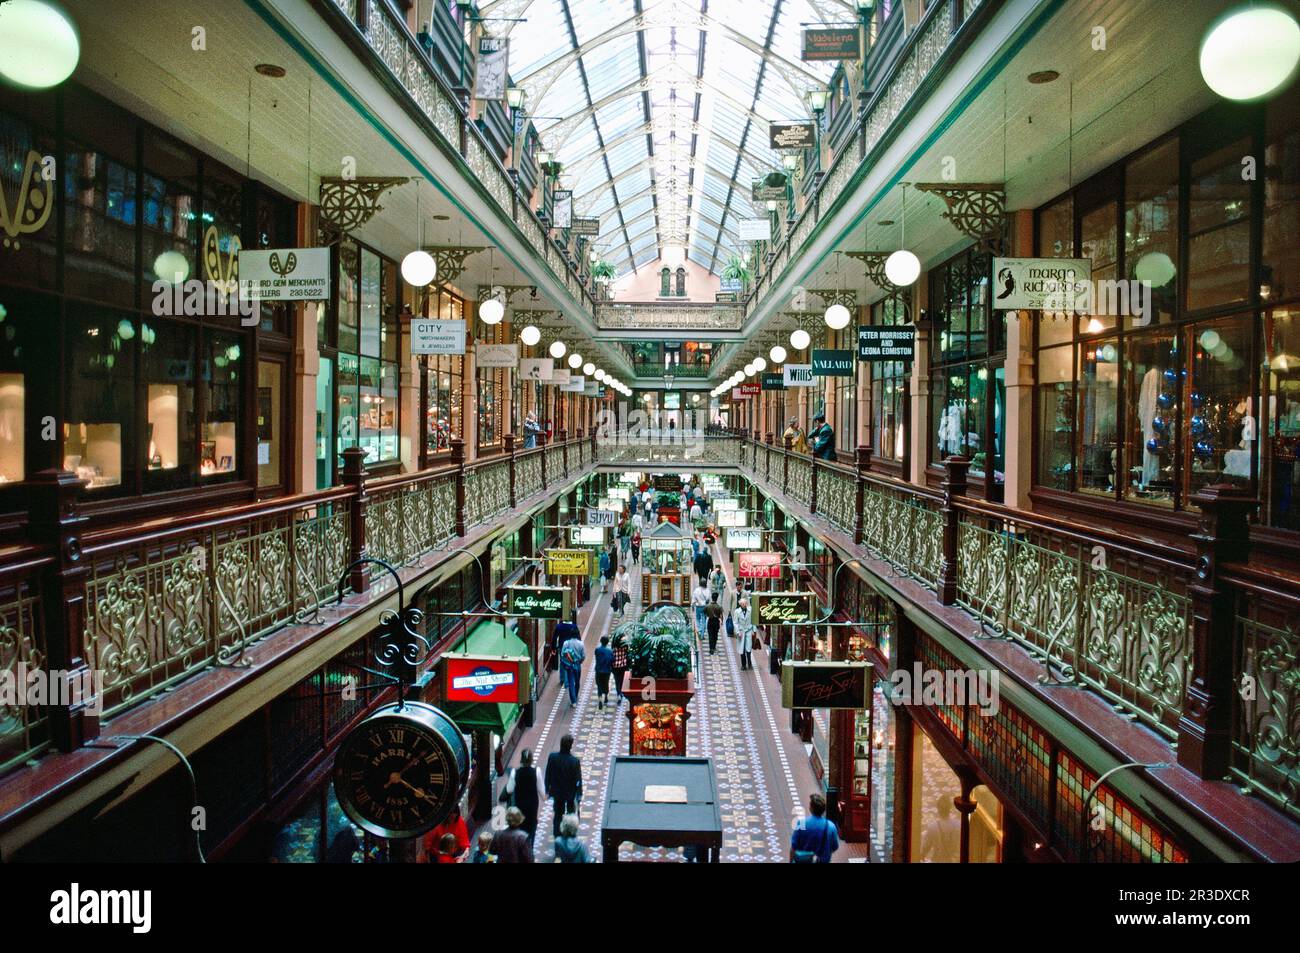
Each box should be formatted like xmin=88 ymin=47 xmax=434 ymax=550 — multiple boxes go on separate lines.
xmin=442 ymin=620 xmax=530 ymax=735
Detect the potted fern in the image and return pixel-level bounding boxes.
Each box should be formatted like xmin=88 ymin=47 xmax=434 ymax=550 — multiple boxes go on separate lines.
xmin=721 ymin=253 xmax=753 ymax=291
xmin=591 ymin=259 xmax=617 ymax=284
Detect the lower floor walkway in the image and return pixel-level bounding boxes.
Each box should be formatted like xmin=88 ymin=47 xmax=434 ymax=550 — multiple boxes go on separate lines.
xmin=495 ymin=537 xmax=872 ymax=863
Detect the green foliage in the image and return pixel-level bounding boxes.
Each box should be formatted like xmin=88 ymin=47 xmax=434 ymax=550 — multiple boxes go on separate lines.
xmin=613 ymin=604 xmax=693 ymax=679
xmin=591 ymin=259 xmax=618 ymax=281
xmin=656 ymin=490 xmax=681 ymax=508
xmin=721 ymin=253 xmax=753 ymax=286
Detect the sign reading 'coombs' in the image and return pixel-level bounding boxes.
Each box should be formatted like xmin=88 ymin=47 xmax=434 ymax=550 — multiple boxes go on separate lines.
xmin=752 ymin=591 xmax=816 ymax=626
xmin=508 ymin=585 xmax=568 ymax=619
xmin=737 ymin=551 xmax=782 ymax=579
xmin=544 ymin=548 xmax=591 ymax=577
xmin=443 ymin=653 xmax=529 ymax=704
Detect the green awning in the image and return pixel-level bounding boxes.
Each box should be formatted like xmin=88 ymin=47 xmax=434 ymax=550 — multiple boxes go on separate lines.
xmin=443 ymin=620 xmax=530 ymax=734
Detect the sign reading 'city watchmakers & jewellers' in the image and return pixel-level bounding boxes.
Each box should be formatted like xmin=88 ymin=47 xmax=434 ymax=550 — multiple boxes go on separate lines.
xmin=990 ymin=257 xmax=1093 ymax=311
xmin=410 ymin=320 xmax=467 ymax=354
xmin=781 ymin=661 xmax=872 ymax=710
xmin=752 ymin=592 xmax=816 ymax=626
xmin=508 ymin=585 xmax=569 ymax=620
xmin=811 ymin=349 xmax=854 ymax=376
xmin=238 ymin=248 xmax=331 ymax=300
xmin=857 ymin=325 xmax=916 ymax=361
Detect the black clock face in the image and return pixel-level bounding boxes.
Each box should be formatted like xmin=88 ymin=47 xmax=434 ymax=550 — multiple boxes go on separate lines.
xmin=334 ymin=710 xmax=462 ymax=839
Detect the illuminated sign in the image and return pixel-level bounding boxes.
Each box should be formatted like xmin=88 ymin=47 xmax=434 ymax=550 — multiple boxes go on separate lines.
xmin=545 ymin=548 xmax=591 ymax=576
xmin=781 ymin=661 xmax=872 ymax=710
xmin=725 ymin=527 xmax=763 ymax=550
xmin=444 ymin=653 xmax=530 ymax=704
xmin=586 ymin=508 xmax=618 ymax=527
xmin=508 ymin=586 xmax=568 ymax=620
xmin=712 ymin=497 xmax=739 ymax=511
xmin=752 ymin=592 xmax=816 ymax=626
xmin=570 ymin=526 xmax=605 ymax=546
xmin=717 ymin=508 xmax=748 ymax=527
xmin=607 ymin=486 xmax=631 ymax=501
xmin=737 ymin=551 xmax=781 ymax=579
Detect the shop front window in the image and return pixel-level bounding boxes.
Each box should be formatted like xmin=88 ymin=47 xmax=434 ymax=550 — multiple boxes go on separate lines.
xmin=144 ymin=320 xmax=196 ymax=490
xmin=64 ymin=310 xmax=131 ymax=491
xmin=909 ymin=727 xmax=962 ymax=863
xmin=202 ymin=332 xmax=241 ymax=479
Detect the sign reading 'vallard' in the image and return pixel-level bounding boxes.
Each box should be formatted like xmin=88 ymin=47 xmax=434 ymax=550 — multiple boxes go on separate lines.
xmin=507 ymin=586 xmax=568 ymax=620
xmin=811 ymin=349 xmax=854 ymax=376
xmin=752 ymin=592 xmax=816 ymax=625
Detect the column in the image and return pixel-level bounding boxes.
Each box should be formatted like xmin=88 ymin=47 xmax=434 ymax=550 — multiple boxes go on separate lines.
xmin=294 ymin=301 xmax=319 ymax=493
xmin=462 ymin=333 xmax=479 ymax=462
xmin=399 ymin=313 xmax=419 ymax=472
xmin=908 ymin=283 xmax=931 ymax=487
xmin=1004 ymin=209 xmax=1035 ymax=508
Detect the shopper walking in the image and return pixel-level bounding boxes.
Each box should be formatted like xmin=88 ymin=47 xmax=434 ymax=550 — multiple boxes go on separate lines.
xmin=552 ymin=814 xmax=590 ymax=863
xmin=692 ymin=545 xmax=713 ymax=587
xmin=544 ymin=734 xmax=583 ymax=837
xmin=732 ymin=597 xmax=755 ymax=670
xmin=630 ymin=530 xmax=642 ymax=564
xmin=499 ymin=748 xmax=540 ymax=846
xmin=594 ymin=635 xmax=614 ymax=711
xmin=704 ymin=592 xmax=724 ymax=655
xmin=559 ymin=619 xmax=585 ymax=707
xmin=598 ymin=548 xmax=611 ymax=593
xmin=790 ymin=793 xmax=840 ymax=863
xmin=611 ymin=636 xmax=629 ymax=704
xmin=691 ymin=579 xmax=711 ymax=638
xmin=490 ymin=807 xmax=534 ymax=863
xmin=612 ymin=564 xmax=631 ymax=619
xmin=709 ymin=566 xmax=727 ymax=612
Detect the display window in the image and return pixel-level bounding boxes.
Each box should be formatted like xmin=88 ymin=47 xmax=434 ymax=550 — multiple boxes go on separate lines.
xmin=909 ymin=727 xmax=962 ymax=863
xmin=419 ymin=290 xmax=464 ymax=464
xmin=869 ymin=295 xmax=908 ymax=463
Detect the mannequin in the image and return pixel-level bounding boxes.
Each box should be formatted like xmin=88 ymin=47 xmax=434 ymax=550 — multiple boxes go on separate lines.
xmin=1138 ymin=367 xmax=1161 ymax=486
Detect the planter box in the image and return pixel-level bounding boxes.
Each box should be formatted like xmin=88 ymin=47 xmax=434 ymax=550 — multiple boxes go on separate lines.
xmin=622 ymin=672 xmax=695 ymax=757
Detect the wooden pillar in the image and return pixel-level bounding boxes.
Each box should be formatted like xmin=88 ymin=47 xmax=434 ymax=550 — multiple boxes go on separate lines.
xmin=28 ymin=470 xmax=99 ymax=750
xmin=939 ymin=455 xmax=968 ymax=605
xmin=341 ymin=446 xmax=370 ymax=595
xmin=854 ymin=445 xmax=871 ymax=545
xmin=1177 ymin=484 xmax=1256 ymax=778
xmin=451 ymin=437 xmax=467 ymax=538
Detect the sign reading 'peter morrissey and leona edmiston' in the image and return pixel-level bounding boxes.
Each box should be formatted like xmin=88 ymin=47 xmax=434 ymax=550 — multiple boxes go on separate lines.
xmin=856 ymin=325 xmax=916 ymax=361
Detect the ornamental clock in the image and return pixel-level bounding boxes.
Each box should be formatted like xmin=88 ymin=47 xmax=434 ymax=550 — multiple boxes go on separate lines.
xmin=333 ymin=701 xmax=469 ymax=840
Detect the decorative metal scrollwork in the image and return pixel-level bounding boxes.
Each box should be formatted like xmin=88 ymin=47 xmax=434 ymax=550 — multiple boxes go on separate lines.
xmin=424 ymin=246 xmax=486 ymax=284
xmin=477 ymin=284 xmax=537 ymax=302
xmin=846 ymin=251 xmax=895 ymax=290
xmin=913 ymin=183 xmax=1005 ymax=244
xmin=335 ymin=557 xmax=429 ymax=687
xmin=318 ymin=177 xmax=411 ymax=232
xmin=807 ymin=288 xmax=857 ymax=309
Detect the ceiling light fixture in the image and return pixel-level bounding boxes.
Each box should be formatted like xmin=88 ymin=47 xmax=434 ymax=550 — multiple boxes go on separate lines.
xmin=568 ymin=352 xmax=582 ymax=369
xmin=885 ymin=183 xmax=921 ymax=287
xmin=0 ymin=0 xmax=80 ymax=89
xmin=790 ymin=328 xmax=811 ymax=350
xmin=520 ymin=324 xmax=541 ymax=347
xmin=549 ymin=340 xmax=567 ymax=359
xmin=1200 ymin=5 xmax=1300 ymax=101
xmin=753 ymin=356 xmax=767 ymax=372
xmin=583 ymin=362 xmax=595 ymax=376
xmin=401 ymin=250 xmax=436 ymax=288
xmin=769 ymin=344 xmax=787 ymax=363
xmin=1027 ymin=69 xmax=1059 ymax=84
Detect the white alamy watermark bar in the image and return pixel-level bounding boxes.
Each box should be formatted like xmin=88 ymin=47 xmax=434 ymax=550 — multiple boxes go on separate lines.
xmin=0 ymin=663 xmax=103 ymax=717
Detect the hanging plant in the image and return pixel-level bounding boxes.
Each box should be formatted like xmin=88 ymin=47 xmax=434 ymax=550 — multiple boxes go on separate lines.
xmin=721 ymin=253 xmax=753 ymax=288
xmin=591 ymin=259 xmax=618 ymax=283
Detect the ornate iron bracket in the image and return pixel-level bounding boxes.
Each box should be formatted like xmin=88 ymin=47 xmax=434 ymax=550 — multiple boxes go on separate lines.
xmin=807 ymin=288 xmax=858 ymax=309
xmin=318 ymin=176 xmax=411 ymax=232
xmin=912 ymin=183 xmax=1005 ymax=247
xmin=846 ymin=251 xmax=895 ymax=290
xmin=477 ymin=284 xmax=538 ymax=303
xmin=424 ymin=245 xmax=486 ymax=284
xmin=335 ymin=556 xmax=429 ymax=692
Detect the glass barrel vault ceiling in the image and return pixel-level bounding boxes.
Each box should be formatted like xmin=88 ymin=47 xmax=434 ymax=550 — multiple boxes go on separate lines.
xmin=495 ymin=0 xmax=840 ymax=275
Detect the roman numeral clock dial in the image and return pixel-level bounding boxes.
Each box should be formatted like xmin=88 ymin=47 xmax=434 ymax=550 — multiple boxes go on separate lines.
xmin=333 ymin=701 xmax=469 ymax=840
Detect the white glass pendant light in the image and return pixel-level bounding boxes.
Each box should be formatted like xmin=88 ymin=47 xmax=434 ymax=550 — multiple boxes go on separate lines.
xmin=0 ymin=0 xmax=80 ymax=89
xmin=769 ymin=344 xmax=787 ymax=364
xmin=549 ymin=340 xmax=567 ymax=359
xmin=520 ymin=324 xmax=541 ymax=347
xmin=479 ymin=293 xmax=505 ymax=325
xmin=1134 ymin=251 xmax=1177 ymax=288
xmin=1200 ymin=5 xmax=1300 ymax=101
xmin=583 ymin=362 xmax=595 ymax=376
xmin=824 ymin=303 xmax=851 ymax=330
xmin=596 ymin=370 xmax=607 ymax=381
xmin=401 ymin=250 xmax=437 ymax=287
xmin=790 ymin=327 xmax=811 ymax=350
xmin=568 ymin=352 xmax=582 ymax=369
xmin=885 ymin=184 xmax=921 ymax=287
xmin=753 ymin=356 xmax=767 ymax=372
xmin=153 ymin=249 xmax=190 ymax=285
xmin=743 ymin=361 xmax=755 ymax=375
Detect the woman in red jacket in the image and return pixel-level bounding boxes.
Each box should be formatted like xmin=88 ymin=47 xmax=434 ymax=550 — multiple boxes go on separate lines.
xmin=422 ymin=804 xmax=470 ymax=861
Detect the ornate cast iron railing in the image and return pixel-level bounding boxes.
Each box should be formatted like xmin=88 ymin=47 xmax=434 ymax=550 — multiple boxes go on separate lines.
xmin=0 ymin=557 xmax=51 ymax=773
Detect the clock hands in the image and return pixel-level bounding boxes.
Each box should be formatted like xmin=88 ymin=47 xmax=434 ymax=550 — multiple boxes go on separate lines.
xmin=385 ymin=772 xmax=438 ymax=805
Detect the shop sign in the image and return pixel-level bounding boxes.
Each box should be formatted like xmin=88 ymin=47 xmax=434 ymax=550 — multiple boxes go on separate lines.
xmin=476 ymin=343 xmax=518 ymax=368
xmin=752 ymin=173 xmax=788 ymax=202
xmin=739 ymin=382 xmax=760 ymax=396
xmin=508 ymin=585 xmax=568 ymax=620
xmin=561 ymin=375 xmax=586 ymax=392
xmin=801 ymin=27 xmax=860 ymax=61
xmin=544 ymin=548 xmax=591 ymax=576
xmin=570 ymin=217 xmax=601 ymax=236
xmin=410 ymin=319 xmax=466 ymax=355
xmin=990 ymin=257 xmax=1093 ymax=311
xmin=761 ymin=372 xmax=785 ymax=390
xmin=620 ymin=472 xmax=641 ymax=484
xmin=550 ymin=367 xmax=570 ymax=385
xmin=769 ymin=122 xmax=815 ymax=150
xmin=473 ymin=36 xmax=509 ymax=101
xmin=570 ymin=526 xmax=605 ymax=546
xmin=781 ymin=661 xmax=872 ymax=710
xmin=752 ymin=591 xmax=816 ymax=626
xmin=737 ymin=550 xmax=781 ymax=579
xmin=585 ymin=507 xmax=618 ymax=527
xmin=238 ymin=247 xmax=330 ymax=300
xmin=553 ymin=190 xmax=573 ymax=229
xmin=737 ymin=218 xmax=771 ymax=241
xmin=444 ymin=653 xmax=529 ymax=705
xmin=724 ymin=527 xmax=763 ymax=550
xmin=857 ymin=325 xmax=916 ymax=361
xmin=712 ymin=497 xmax=739 ymax=511
xmin=783 ymin=364 xmax=814 ymax=386
xmin=811 ymin=349 xmax=854 ymax=376
xmin=519 ymin=357 xmax=554 ymax=381
xmin=717 ymin=508 xmax=748 ymax=527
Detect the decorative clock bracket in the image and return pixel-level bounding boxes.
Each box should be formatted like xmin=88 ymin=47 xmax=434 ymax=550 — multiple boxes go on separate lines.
xmin=336 ymin=556 xmax=429 ymax=692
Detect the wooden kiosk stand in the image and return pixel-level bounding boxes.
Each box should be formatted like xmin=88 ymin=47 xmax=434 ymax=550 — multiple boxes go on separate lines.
xmin=639 ymin=519 xmax=694 ymax=605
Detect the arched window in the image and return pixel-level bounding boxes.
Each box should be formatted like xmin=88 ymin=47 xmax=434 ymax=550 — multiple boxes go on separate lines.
xmin=660 ymin=267 xmax=671 ymax=297
xmin=675 ymin=267 xmax=686 ymax=296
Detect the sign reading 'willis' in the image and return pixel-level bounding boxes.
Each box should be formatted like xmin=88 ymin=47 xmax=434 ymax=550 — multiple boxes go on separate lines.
xmin=752 ymin=592 xmax=816 ymax=626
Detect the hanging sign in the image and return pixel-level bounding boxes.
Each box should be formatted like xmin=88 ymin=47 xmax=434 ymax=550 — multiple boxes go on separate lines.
xmin=990 ymin=257 xmax=1093 ymax=311
xmin=781 ymin=661 xmax=872 ymax=710
xmin=712 ymin=497 xmax=739 ymax=511
xmin=561 ymin=374 xmax=586 ymax=393
xmin=752 ymin=591 xmax=816 ymax=626
xmin=737 ymin=551 xmax=781 ymax=579
xmin=544 ymin=548 xmax=591 ymax=576
xmin=857 ymin=325 xmax=916 ymax=361
xmin=238 ymin=248 xmax=330 ymax=300
xmin=477 ymin=343 xmax=519 ymax=368
xmin=769 ymin=122 xmax=816 ymax=150
xmin=717 ymin=508 xmax=748 ymax=528
xmin=550 ymin=367 xmax=571 ymax=385
xmin=444 ymin=653 xmax=529 ymax=705
xmin=783 ymin=364 xmax=814 ymax=386
xmin=570 ymin=217 xmax=601 ymax=236
xmin=474 ymin=36 xmax=510 ymax=101
xmin=570 ymin=526 xmax=605 ymax=546
xmin=585 ymin=508 xmax=619 ymax=527
xmin=607 ymin=486 xmax=631 ymax=501
xmin=737 ymin=218 xmax=772 ymax=242
xmin=519 ymin=357 xmax=554 ymax=381
xmin=508 ymin=585 xmax=569 ymax=620
xmin=801 ymin=27 xmax=860 ymax=61
xmin=739 ymin=382 xmax=760 ymax=396
xmin=725 ymin=527 xmax=763 ymax=550
xmin=811 ymin=349 xmax=854 ymax=376
xmin=761 ymin=372 xmax=786 ymax=391
xmin=553 ymin=190 xmax=573 ymax=229
xmin=752 ymin=173 xmax=788 ymax=202
xmin=410 ymin=320 xmax=467 ymax=355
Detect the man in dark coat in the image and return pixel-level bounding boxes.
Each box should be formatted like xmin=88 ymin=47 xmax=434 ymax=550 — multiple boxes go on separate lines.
xmin=489 ymin=807 xmax=534 ymax=863
xmin=544 ymin=733 xmax=583 ymax=837
xmin=692 ymin=546 xmax=714 ymax=586
xmin=504 ymin=748 xmax=540 ymax=846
